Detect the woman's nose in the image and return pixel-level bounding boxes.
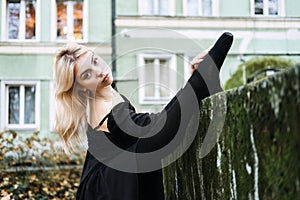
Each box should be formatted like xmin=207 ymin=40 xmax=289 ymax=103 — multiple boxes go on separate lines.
xmin=99 ymin=72 xmax=105 ymax=77
xmin=96 ymin=71 xmax=102 ymax=77
xmin=95 ymin=68 xmax=104 ymax=77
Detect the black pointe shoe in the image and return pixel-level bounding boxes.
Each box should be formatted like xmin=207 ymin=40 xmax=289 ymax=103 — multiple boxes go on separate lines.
xmin=194 ymin=32 xmax=233 ymax=94
xmin=208 ymin=32 xmax=234 ymax=71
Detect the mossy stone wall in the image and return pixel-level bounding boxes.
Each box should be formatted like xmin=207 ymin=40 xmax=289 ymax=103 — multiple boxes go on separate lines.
xmin=163 ymin=65 xmax=300 ymax=199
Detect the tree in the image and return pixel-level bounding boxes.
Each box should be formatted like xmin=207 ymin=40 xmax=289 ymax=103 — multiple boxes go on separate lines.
xmin=224 ymin=56 xmax=298 ymax=90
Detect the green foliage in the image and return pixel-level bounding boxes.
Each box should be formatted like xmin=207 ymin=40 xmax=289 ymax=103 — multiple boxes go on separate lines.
xmin=0 ymin=130 xmax=85 ymax=199
xmin=224 ymin=56 xmax=295 ymax=90
xmin=0 ymin=168 xmax=81 ymax=199
xmin=0 ymin=130 xmax=85 ymax=169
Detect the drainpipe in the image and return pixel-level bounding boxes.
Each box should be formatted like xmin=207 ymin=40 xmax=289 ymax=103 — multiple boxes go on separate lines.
xmin=111 ymin=0 xmax=116 ymax=79
xmin=239 ymin=55 xmax=246 ymax=85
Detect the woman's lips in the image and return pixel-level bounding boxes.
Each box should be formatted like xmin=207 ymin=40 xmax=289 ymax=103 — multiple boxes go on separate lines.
xmin=102 ymin=74 xmax=109 ymax=82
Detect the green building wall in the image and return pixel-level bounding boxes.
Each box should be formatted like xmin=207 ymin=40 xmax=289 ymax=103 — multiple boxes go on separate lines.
xmin=220 ymin=0 xmax=251 ymax=17
xmin=88 ymin=0 xmax=111 ymax=42
xmin=117 ymin=0 xmax=139 ymax=16
xmin=0 ymin=0 xmax=299 ymax=136
xmin=286 ymin=0 xmax=300 ymax=17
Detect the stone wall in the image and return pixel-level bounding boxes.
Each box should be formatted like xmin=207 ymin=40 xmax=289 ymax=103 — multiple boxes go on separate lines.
xmin=162 ymin=65 xmax=300 ymax=199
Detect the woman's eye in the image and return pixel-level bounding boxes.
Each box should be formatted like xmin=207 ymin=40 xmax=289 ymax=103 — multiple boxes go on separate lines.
xmin=93 ymin=58 xmax=99 ymax=65
xmin=82 ymin=72 xmax=92 ymax=80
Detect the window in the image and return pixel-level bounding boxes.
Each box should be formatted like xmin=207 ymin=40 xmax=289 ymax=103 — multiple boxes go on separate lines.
xmin=139 ymin=0 xmax=175 ymax=16
xmin=253 ymin=0 xmax=284 ymax=16
xmin=49 ymin=81 xmax=56 ymax=132
xmin=183 ymin=54 xmax=197 ymax=81
xmin=183 ymin=0 xmax=219 ymax=16
xmin=1 ymin=81 xmax=40 ymax=130
xmin=56 ymin=0 xmax=85 ymax=41
xmin=138 ymin=54 xmax=176 ymax=104
xmin=3 ymin=0 xmax=40 ymax=41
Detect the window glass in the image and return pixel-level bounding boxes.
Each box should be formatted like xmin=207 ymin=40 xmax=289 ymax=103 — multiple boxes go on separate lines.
xmin=254 ymin=0 xmax=278 ymax=16
xmin=6 ymin=84 xmax=37 ymax=126
xmin=7 ymin=0 xmax=36 ymax=40
xmin=7 ymin=1 xmax=20 ymax=39
xmin=185 ymin=0 xmax=213 ymax=16
xmin=141 ymin=0 xmax=154 ymax=15
xmin=159 ymin=0 xmax=169 ymax=15
xmin=57 ymin=2 xmax=67 ymax=39
xmin=145 ymin=59 xmax=155 ymax=97
xmin=8 ymin=87 xmax=20 ymax=124
xmin=142 ymin=58 xmax=172 ymax=100
xmin=255 ymin=0 xmax=264 ymax=15
xmin=24 ymin=86 xmax=36 ymax=124
xmin=25 ymin=0 xmax=36 ymax=39
xmin=187 ymin=0 xmax=199 ymax=16
xmin=202 ymin=0 xmax=212 ymax=16
xmin=56 ymin=0 xmax=83 ymax=40
xmin=159 ymin=59 xmax=170 ymax=98
xmin=139 ymin=55 xmax=176 ymax=103
xmin=140 ymin=0 xmax=170 ymax=15
xmin=73 ymin=2 xmax=83 ymax=40
xmin=268 ymin=0 xmax=278 ymax=15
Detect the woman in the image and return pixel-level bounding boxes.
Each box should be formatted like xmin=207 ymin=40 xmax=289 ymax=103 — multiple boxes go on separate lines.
xmin=53 ymin=32 xmax=233 ymax=200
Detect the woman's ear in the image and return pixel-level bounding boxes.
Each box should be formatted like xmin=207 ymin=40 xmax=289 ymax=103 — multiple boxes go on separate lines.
xmin=81 ymin=88 xmax=87 ymax=92
xmin=74 ymin=82 xmax=87 ymax=92
xmin=77 ymin=87 xmax=89 ymax=99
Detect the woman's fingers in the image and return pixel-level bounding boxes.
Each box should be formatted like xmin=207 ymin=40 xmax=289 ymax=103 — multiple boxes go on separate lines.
xmin=190 ymin=59 xmax=204 ymax=74
xmin=190 ymin=48 xmax=210 ymax=74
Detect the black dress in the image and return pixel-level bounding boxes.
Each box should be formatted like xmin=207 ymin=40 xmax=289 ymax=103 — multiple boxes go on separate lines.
xmin=76 ymin=32 xmax=233 ymax=200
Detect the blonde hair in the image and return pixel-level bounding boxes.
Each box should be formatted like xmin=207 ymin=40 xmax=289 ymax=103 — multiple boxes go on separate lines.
xmin=53 ymin=42 xmax=90 ymax=153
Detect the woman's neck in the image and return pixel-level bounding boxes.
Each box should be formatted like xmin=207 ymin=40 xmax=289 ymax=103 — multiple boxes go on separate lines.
xmin=88 ymin=86 xmax=114 ymax=129
xmin=94 ymin=86 xmax=113 ymax=102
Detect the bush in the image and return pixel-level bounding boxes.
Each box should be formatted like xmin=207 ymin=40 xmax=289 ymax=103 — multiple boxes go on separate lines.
xmin=0 ymin=130 xmax=85 ymax=199
xmin=224 ymin=56 xmax=297 ymax=90
xmin=0 ymin=130 xmax=85 ymax=169
xmin=0 ymin=168 xmax=81 ymax=199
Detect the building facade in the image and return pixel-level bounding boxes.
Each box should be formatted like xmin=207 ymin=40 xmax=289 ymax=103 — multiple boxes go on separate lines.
xmin=0 ymin=0 xmax=299 ymax=136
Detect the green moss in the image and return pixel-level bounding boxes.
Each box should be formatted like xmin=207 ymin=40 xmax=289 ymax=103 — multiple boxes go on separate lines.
xmin=163 ymin=65 xmax=300 ymax=199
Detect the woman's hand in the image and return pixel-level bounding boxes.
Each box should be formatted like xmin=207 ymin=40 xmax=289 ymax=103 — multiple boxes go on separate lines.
xmin=190 ymin=48 xmax=211 ymax=74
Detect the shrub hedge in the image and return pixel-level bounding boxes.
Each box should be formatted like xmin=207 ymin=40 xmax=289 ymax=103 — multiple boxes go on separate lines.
xmin=0 ymin=130 xmax=85 ymax=199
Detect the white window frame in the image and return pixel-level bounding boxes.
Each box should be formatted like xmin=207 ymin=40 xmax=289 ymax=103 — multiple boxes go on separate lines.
xmin=182 ymin=0 xmax=219 ymax=16
xmin=51 ymin=0 xmax=88 ymax=42
xmin=1 ymin=81 xmax=40 ymax=130
xmin=183 ymin=54 xmax=197 ymax=82
xmin=1 ymin=0 xmax=41 ymax=42
xmin=138 ymin=54 xmax=177 ymax=104
xmin=251 ymin=0 xmax=285 ymax=17
xmin=49 ymin=80 xmax=56 ymax=132
xmin=138 ymin=0 xmax=175 ymax=16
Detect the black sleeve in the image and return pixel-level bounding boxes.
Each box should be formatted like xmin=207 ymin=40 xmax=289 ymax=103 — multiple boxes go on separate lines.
xmin=107 ymin=32 xmax=233 ymax=153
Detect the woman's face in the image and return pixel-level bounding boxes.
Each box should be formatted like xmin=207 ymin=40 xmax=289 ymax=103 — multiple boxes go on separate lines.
xmin=75 ymin=51 xmax=113 ymax=93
